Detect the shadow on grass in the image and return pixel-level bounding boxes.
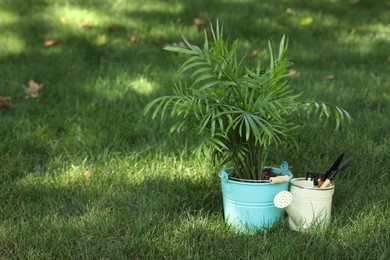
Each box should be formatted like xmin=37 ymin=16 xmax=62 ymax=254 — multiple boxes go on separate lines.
xmin=1 ymin=0 xmax=182 ymax=178
xmin=5 ymin=173 xmax=221 ymax=218
xmin=0 ymin=1 xmax=389 ymax=257
xmin=0 ymin=171 xmax=226 ymax=257
xmin=2 ymin=170 xmax=387 ymax=258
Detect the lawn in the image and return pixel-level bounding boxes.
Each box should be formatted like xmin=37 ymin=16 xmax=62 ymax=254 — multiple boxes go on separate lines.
xmin=0 ymin=0 xmax=389 ymax=258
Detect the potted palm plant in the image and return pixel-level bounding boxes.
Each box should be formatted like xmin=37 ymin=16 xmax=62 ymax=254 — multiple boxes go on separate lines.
xmin=145 ymin=21 xmax=350 ymax=232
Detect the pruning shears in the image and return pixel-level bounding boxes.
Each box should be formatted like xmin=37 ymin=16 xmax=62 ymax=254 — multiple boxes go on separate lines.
xmin=306 ymin=152 xmax=352 ymax=188
xmin=320 ymin=154 xmax=352 ymax=188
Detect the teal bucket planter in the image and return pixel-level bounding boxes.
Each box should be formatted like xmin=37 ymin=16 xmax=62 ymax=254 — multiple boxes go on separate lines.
xmin=219 ymin=162 xmax=292 ymax=232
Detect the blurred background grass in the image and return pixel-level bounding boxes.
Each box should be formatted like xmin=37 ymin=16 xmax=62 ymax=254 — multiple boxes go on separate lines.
xmin=0 ymin=0 xmax=389 ymax=258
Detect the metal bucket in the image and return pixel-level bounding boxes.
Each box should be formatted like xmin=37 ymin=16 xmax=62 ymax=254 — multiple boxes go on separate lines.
xmin=219 ymin=162 xmax=292 ymax=232
xmin=288 ymin=178 xmax=335 ymax=230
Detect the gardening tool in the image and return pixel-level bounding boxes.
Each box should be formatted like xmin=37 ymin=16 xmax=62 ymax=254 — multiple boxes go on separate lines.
xmin=273 ymin=153 xmax=352 ymax=230
xmin=270 ymin=175 xmax=291 ymax=184
xmin=305 ymin=152 xmax=344 ymax=187
xmin=305 ymin=172 xmax=324 ymax=187
xmin=322 ymin=152 xmax=344 ymax=181
xmin=269 ymin=162 xmax=291 ymax=184
xmin=320 ymin=157 xmax=353 ymax=188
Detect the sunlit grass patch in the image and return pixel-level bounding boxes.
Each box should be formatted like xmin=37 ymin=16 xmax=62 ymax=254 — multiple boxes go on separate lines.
xmin=0 ymin=0 xmax=389 ymax=258
xmin=0 ymin=34 xmax=25 ymax=56
xmin=0 ymin=10 xmax=25 ymax=55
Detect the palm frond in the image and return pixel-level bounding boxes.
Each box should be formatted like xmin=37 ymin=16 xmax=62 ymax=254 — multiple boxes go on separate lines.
xmin=145 ymin=20 xmax=351 ymax=180
xmin=302 ymin=102 xmax=352 ymax=129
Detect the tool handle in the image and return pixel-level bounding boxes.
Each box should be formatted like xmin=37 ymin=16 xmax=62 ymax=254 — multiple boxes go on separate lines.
xmin=323 ymin=152 xmax=344 ymax=180
xmin=320 ymin=179 xmax=332 ymax=188
xmin=270 ymin=175 xmax=290 ymax=184
xmin=339 ymin=157 xmax=353 ymax=171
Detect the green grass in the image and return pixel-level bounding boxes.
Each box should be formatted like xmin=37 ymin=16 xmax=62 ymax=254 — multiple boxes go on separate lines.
xmin=0 ymin=0 xmax=389 ymax=258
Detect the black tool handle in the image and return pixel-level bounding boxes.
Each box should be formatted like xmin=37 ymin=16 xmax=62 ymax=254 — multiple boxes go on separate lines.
xmin=329 ymin=157 xmax=353 ymax=180
xmin=323 ymin=152 xmax=344 ymax=181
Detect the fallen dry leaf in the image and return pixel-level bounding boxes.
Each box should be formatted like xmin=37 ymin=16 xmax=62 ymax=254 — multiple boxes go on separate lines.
xmin=288 ymin=69 xmax=300 ymax=78
xmin=251 ymin=50 xmax=259 ymax=58
xmin=387 ymin=56 xmax=390 ymax=62
xmin=24 ymin=80 xmax=44 ymax=98
xmin=324 ymin=75 xmax=336 ymax=80
xmin=59 ymin=16 xmax=67 ymax=25
xmin=107 ymin=24 xmax=118 ymax=32
xmin=80 ymin=21 xmax=93 ymax=29
xmin=129 ymin=35 xmax=137 ymax=45
xmin=0 ymin=96 xmax=16 ymax=110
xmin=84 ymin=169 xmax=91 ymax=180
xmin=44 ymin=38 xmax=60 ymax=48
xmin=193 ymin=18 xmax=205 ymax=31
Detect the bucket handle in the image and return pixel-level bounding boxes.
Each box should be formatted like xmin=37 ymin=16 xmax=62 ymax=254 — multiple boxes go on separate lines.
xmin=219 ymin=170 xmax=229 ymax=183
xmin=280 ymin=161 xmax=289 ymax=171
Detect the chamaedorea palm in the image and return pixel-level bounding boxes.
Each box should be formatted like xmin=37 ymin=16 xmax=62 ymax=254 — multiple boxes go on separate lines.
xmin=145 ymin=22 xmax=351 ymax=180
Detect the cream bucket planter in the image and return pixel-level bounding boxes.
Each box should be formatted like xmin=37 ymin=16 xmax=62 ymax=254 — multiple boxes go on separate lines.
xmin=274 ymin=178 xmax=335 ymax=230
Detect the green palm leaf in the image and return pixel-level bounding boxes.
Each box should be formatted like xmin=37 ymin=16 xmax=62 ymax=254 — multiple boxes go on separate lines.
xmin=145 ymin=20 xmax=351 ymax=180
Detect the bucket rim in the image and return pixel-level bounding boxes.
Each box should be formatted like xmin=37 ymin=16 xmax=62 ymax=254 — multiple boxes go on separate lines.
xmin=219 ymin=166 xmax=293 ymax=185
xmin=290 ymin=177 xmax=335 ymax=190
